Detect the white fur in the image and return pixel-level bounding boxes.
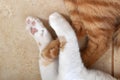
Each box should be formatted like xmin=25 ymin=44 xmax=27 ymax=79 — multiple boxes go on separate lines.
xmin=26 ymin=17 xmax=58 ymax=80
xmin=49 ymin=12 xmax=117 ymax=80
xmin=26 ymin=13 xmax=117 ymax=80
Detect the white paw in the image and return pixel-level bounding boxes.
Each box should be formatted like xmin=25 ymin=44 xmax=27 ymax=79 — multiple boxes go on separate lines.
xmin=26 ymin=16 xmax=52 ymax=51
xmin=26 ymin=16 xmax=44 ymax=35
xmin=49 ymin=12 xmax=76 ymax=41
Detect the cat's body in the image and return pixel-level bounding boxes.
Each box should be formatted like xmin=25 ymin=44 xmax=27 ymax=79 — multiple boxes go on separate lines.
xmin=33 ymin=0 xmax=120 ymax=68
xmin=64 ymin=0 xmax=120 ymax=67
xmin=49 ymin=12 xmax=117 ymax=80
xmin=26 ymin=12 xmax=117 ymax=80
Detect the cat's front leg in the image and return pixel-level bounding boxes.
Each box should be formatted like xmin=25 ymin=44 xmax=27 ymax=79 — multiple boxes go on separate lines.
xmin=26 ymin=17 xmax=58 ymax=80
xmin=49 ymin=12 xmax=86 ymax=80
xmin=49 ymin=12 xmax=117 ymax=80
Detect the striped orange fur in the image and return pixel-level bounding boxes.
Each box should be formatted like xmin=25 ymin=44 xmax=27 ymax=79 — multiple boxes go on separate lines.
xmin=41 ymin=0 xmax=120 ymax=67
xmin=64 ymin=0 xmax=120 ymax=67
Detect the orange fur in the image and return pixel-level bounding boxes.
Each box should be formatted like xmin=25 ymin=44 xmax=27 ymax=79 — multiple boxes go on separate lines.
xmin=41 ymin=37 xmax=66 ymax=64
xmin=64 ymin=0 xmax=120 ymax=67
xmin=59 ymin=36 xmax=67 ymax=51
xmin=41 ymin=39 xmax=59 ymax=64
xmin=41 ymin=0 xmax=120 ymax=67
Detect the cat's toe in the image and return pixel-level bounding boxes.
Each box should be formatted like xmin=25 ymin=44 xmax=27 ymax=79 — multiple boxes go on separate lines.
xmin=26 ymin=16 xmax=38 ymax=34
xmin=26 ymin=16 xmax=45 ymax=36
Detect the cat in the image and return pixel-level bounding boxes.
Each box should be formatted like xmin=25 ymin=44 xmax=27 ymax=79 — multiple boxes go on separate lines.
xmin=26 ymin=12 xmax=118 ymax=80
xmin=64 ymin=0 xmax=120 ymax=67
xmin=35 ymin=0 xmax=120 ymax=67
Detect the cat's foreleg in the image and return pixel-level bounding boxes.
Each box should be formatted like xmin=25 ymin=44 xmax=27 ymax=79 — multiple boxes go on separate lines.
xmin=49 ymin=12 xmax=86 ymax=80
xmin=26 ymin=17 xmax=58 ymax=80
xmin=49 ymin=12 xmax=117 ymax=80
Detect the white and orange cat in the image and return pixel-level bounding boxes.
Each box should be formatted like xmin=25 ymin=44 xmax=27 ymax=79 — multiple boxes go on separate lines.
xmin=27 ymin=0 xmax=120 ymax=68
xmin=26 ymin=12 xmax=117 ymax=80
xmin=64 ymin=0 xmax=120 ymax=67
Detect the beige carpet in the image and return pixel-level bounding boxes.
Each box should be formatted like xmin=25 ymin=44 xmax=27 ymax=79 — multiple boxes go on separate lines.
xmin=0 ymin=0 xmax=120 ymax=80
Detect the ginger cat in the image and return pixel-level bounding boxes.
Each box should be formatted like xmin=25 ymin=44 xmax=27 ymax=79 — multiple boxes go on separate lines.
xmin=26 ymin=12 xmax=118 ymax=80
xmin=36 ymin=0 xmax=120 ymax=67
xmin=64 ymin=0 xmax=120 ymax=67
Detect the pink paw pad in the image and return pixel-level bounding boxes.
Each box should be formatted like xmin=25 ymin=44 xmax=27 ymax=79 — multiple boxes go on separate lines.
xmin=32 ymin=21 xmax=36 ymax=26
xmin=31 ymin=27 xmax=38 ymax=35
xmin=26 ymin=18 xmax=36 ymax=26
xmin=27 ymin=19 xmax=30 ymax=24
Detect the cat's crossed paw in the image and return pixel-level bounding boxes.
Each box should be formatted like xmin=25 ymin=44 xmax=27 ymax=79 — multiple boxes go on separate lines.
xmin=26 ymin=16 xmax=52 ymax=50
xmin=26 ymin=16 xmax=38 ymax=35
xmin=41 ymin=39 xmax=59 ymax=63
xmin=26 ymin=16 xmax=59 ymax=66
